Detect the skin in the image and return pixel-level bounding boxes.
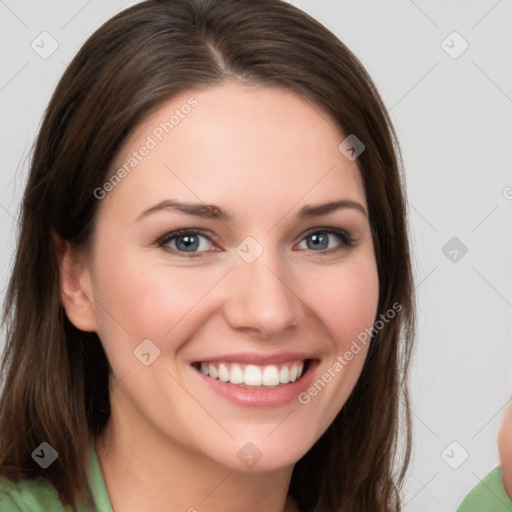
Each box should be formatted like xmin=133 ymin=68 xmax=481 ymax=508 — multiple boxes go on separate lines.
xmin=57 ymin=80 xmax=379 ymax=512
xmin=498 ymin=401 xmax=512 ymax=496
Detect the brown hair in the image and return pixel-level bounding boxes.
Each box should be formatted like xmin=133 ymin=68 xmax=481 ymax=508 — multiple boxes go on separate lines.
xmin=0 ymin=0 xmax=415 ymax=510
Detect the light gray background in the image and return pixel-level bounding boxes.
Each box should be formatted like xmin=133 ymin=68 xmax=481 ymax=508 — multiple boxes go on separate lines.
xmin=1 ymin=1 xmax=511 ymax=510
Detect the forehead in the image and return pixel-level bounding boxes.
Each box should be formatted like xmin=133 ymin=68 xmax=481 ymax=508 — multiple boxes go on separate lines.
xmin=102 ymin=80 xmax=367 ymax=221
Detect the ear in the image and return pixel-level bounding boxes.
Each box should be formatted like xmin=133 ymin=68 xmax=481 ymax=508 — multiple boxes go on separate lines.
xmin=53 ymin=233 xmax=97 ymax=332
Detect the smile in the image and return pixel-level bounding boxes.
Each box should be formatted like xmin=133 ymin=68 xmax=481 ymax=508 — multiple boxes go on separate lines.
xmin=196 ymin=360 xmax=308 ymax=388
xmin=190 ymin=355 xmax=318 ymax=408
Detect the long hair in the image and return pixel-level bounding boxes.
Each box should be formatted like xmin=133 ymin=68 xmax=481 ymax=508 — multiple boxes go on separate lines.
xmin=0 ymin=1 xmax=415 ymax=510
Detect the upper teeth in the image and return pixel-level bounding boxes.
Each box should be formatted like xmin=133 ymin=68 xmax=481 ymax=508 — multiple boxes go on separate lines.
xmin=199 ymin=361 xmax=305 ymax=386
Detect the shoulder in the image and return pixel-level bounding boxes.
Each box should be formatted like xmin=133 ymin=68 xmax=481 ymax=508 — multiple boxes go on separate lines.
xmin=458 ymin=467 xmax=512 ymax=512
xmin=0 ymin=476 xmax=67 ymax=511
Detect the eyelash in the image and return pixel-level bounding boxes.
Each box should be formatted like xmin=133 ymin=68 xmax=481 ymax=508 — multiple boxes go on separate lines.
xmin=156 ymin=227 xmax=355 ymax=258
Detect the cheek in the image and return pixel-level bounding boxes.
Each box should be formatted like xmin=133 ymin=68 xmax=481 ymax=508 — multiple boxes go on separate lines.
xmin=89 ymin=250 xmax=227 ymax=358
xmin=301 ymin=257 xmax=380 ymax=347
xmin=292 ymin=256 xmax=379 ymax=433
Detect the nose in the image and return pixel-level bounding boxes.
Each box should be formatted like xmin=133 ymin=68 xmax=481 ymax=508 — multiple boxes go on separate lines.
xmin=222 ymin=246 xmax=302 ymax=338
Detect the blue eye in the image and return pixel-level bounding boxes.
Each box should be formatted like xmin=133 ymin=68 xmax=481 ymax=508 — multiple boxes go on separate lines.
xmin=157 ymin=227 xmax=354 ymax=258
xmin=297 ymin=228 xmax=354 ymax=252
xmin=158 ymin=229 xmax=214 ymax=255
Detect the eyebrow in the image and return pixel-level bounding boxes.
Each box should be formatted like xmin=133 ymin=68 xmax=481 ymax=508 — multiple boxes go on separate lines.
xmin=136 ymin=198 xmax=367 ymax=221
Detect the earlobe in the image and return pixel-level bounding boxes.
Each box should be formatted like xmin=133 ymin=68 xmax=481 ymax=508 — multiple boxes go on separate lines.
xmin=53 ymin=233 xmax=97 ymax=332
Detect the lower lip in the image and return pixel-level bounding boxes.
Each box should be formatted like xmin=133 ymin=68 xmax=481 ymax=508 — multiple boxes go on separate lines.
xmin=192 ymin=360 xmax=319 ymax=408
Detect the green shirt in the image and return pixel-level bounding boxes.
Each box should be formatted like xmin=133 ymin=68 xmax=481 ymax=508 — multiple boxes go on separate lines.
xmin=3 ymin=452 xmax=510 ymax=512
xmin=0 ymin=443 xmax=114 ymax=511
xmin=458 ymin=467 xmax=512 ymax=512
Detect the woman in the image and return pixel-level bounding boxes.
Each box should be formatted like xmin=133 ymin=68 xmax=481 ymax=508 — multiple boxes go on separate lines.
xmin=0 ymin=0 xmax=415 ymax=510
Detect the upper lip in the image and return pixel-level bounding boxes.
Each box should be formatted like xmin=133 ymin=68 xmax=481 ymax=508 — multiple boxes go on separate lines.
xmin=191 ymin=352 xmax=315 ymax=366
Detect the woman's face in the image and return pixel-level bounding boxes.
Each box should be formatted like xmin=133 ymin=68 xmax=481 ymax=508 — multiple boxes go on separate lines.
xmin=73 ymin=81 xmax=379 ymax=472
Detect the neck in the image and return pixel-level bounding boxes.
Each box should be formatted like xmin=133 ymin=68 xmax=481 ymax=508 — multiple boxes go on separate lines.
xmin=95 ymin=399 xmax=296 ymax=512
